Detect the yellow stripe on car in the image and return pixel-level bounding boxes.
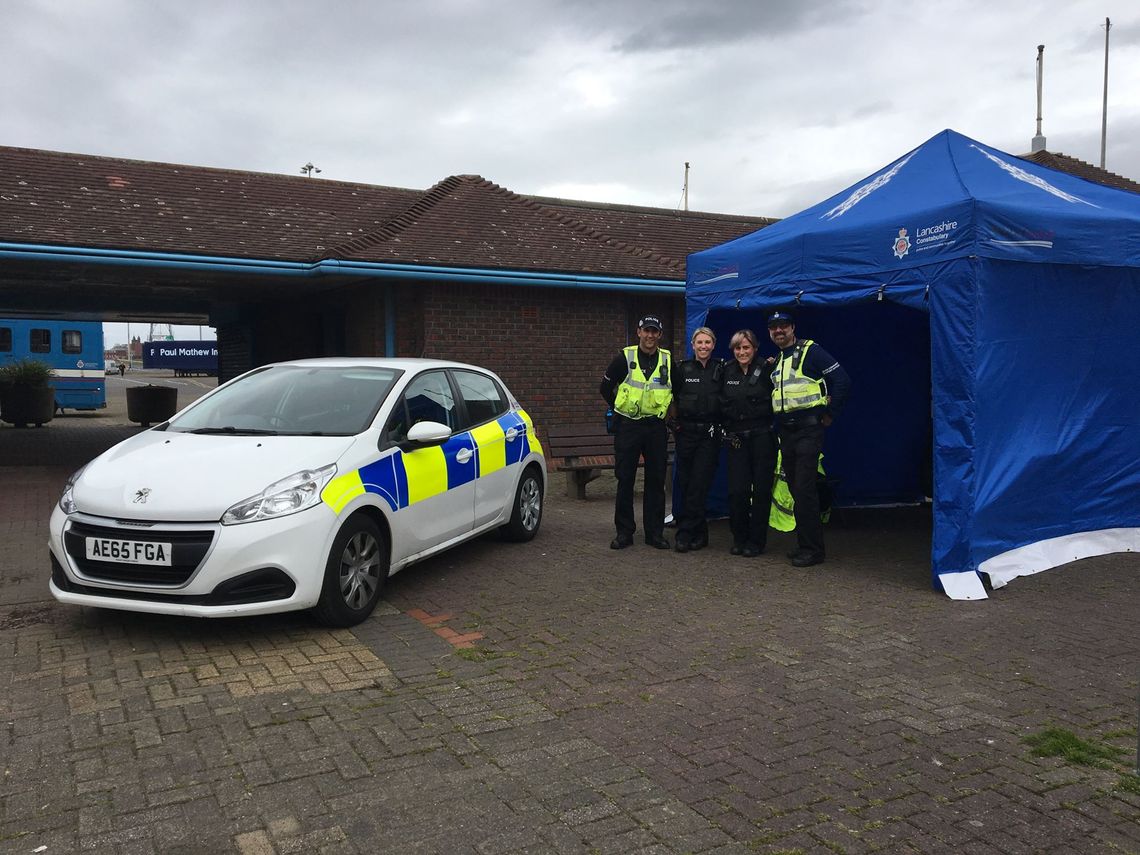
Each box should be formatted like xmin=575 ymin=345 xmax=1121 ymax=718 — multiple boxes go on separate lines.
xmin=322 ymin=470 xmax=365 ymax=514
xmin=470 ymin=421 xmax=506 ymax=476
xmin=403 ymin=445 xmax=448 ymax=504
xmin=519 ymin=409 xmax=543 ymax=457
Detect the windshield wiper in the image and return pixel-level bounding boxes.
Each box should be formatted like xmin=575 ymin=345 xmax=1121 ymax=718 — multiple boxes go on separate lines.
xmin=187 ymin=426 xmax=279 ymax=436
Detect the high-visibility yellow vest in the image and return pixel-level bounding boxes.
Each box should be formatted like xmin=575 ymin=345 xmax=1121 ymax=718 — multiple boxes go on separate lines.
xmin=771 ymin=339 xmax=828 ymax=414
xmin=768 ymin=449 xmax=830 ymax=530
xmin=613 ymin=346 xmax=672 ymax=419
xmin=769 ymin=451 xmax=796 ymax=531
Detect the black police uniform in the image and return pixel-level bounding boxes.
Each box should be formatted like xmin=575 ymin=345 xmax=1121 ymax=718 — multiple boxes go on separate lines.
xmin=672 ymin=357 xmax=723 ymax=552
xmin=600 ymin=347 xmax=673 ymax=548
xmin=720 ymin=358 xmax=777 ymax=556
xmin=772 ymin=339 xmax=850 ymax=564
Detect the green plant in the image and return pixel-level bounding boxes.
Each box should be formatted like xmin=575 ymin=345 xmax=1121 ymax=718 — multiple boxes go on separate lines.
xmin=1116 ymin=773 xmax=1140 ymax=795
xmin=1022 ymin=727 xmax=1126 ymax=769
xmin=0 ymin=358 xmax=55 ymax=388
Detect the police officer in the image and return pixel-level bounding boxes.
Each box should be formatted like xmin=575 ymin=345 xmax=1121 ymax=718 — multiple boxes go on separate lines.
xmin=600 ymin=315 xmax=674 ymax=550
xmin=768 ymin=310 xmax=850 ymax=567
xmin=720 ymin=329 xmax=778 ymax=558
xmin=672 ymin=326 xmax=723 ymax=553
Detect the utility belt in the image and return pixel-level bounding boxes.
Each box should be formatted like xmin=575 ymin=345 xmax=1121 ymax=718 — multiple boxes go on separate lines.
xmin=615 ymin=412 xmax=665 ymax=425
xmin=678 ymin=419 xmax=717 ymax=433
xmin=670 ymin=418 xmax=720 ymax=439
xmin=722 ymin=424 xmax=774 ymax=450
xmin=778 ymin=410 xmax=823 ymax=428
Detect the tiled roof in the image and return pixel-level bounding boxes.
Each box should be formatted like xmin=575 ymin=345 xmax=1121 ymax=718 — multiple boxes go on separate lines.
xmin=5 ymin=144 xmax=1139 ymax=285
xmin=1021 ymin=150 xmax=1140 ymax=194
xmin=0 ymin=146 xmax=422 ymax=261
xmin=528 ymin=195 xmax=774 ymax=272
xmin=0 ymin=146 xmax=768 ymax=280
xmin=331 ymin=175 xmax=769 ymax=278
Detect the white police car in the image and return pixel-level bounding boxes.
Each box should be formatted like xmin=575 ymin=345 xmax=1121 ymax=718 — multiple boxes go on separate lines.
xmin=49 ymin=358 xmax=546 ymax=626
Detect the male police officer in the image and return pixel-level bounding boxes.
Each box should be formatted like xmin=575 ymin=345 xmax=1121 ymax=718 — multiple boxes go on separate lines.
xmin=768 ymin=310 xmax=850 ymax=567
xmin=600 ymin=315 xmax=674 ymax=550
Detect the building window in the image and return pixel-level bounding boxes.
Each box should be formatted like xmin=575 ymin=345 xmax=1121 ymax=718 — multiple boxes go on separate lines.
xmin=62 ymin=329 xmax=83 ymax=354
xmin=30 ymin=328 xmax=51 ymax=353
xmin=0 ymin=327 xmax=11 ymax=353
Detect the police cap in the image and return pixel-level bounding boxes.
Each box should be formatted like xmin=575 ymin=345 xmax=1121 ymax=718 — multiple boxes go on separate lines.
xmin=638 ymin=315 xmax=663 ymax=331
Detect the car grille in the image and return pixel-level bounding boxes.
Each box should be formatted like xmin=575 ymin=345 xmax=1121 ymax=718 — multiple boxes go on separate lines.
xmin=63 ymin=521 xmax=215 ymax=586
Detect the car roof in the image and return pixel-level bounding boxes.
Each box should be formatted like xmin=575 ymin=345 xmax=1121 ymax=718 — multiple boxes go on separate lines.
xmin=269 ymin=357 xmax=494 ymax=374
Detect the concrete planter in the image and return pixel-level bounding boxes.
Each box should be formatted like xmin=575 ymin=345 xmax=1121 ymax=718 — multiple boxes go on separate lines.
xmin=0 ymin=384 xmax=56 ymax=428
xmin=127 ymin=385 xmax=178 ymax=427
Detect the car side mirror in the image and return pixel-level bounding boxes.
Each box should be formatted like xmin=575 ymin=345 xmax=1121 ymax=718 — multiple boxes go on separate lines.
xmin=401 ymin=420 xmax=451 ymax=449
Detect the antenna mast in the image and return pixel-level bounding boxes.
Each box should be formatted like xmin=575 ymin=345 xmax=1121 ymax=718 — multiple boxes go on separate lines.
xmin=1100 ymin=17 xmax=1110 ymax=169
xmin=682 ymin=162 xmax=690 ymax=211
xmin=1031 ymin=45 xmax=1046 ymax=153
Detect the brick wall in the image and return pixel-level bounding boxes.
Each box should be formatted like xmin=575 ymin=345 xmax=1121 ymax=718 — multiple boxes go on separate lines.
xmin=219 ymin=279 xmax=685 ymax=444
xmin=251 ymin=305 xmax=324 ymax=364
xmin=343 ymin=288 xmax=384 ymax=356
xmin=408 ymin=282 xmax=685 ymax=438
xmin=394 ymin=283 xmax=425 ymax=357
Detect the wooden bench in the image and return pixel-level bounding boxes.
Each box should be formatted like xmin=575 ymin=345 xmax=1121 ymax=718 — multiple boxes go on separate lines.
xmin=545 ymin=421 xmax=674 ymax=500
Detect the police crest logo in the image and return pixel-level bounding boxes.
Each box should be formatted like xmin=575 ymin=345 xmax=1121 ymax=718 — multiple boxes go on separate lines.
xmin=892 ymin=227 xmax=911 ymax=259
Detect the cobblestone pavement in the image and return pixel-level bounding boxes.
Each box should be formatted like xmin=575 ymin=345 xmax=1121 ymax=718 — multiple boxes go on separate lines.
xmin=1 ymin=414 xmax=1137 ymax=854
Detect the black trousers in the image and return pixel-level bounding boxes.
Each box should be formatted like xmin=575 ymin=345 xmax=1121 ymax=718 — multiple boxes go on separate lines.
xmin=726 ymin=429 xmax=778 ymax=550
xmin=778 ymin=422 xmax=826 ymax=556
xmin=674 ymin=426 xmax=720 ymax=546
xmin=613 ymin=415 xmax=668 ymax=541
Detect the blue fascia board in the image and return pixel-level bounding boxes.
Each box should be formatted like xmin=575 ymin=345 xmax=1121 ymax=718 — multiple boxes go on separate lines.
xmin=0 ymin=242 xmax=683 ymax=293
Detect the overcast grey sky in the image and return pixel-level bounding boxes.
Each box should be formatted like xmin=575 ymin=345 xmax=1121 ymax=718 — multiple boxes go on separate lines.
xmin=5 ymin=1 xmax=1138 ymax=343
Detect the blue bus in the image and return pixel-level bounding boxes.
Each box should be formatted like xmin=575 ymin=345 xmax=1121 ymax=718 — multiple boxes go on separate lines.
xmin=0 ymin=319 xmax=107 ymax=411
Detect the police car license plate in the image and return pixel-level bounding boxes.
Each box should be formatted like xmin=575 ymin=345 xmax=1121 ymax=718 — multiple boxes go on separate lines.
xmin=85 ymin=537 xmax=173 ymax=566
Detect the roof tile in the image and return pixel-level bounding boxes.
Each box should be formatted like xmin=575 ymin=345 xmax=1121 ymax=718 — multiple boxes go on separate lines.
xmin=0 ymin=146 xmax=769 ymax=280
xmin=1021 ymin=150 xmax=1140 ymax=194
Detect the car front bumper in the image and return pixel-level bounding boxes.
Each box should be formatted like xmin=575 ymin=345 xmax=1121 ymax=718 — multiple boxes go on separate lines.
xmin=48 ymin=503 xmax=340 ymax=618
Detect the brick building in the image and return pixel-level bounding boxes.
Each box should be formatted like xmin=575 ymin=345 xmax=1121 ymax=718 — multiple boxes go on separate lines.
xmin=0 ymin=147 xmax=771 ymax=435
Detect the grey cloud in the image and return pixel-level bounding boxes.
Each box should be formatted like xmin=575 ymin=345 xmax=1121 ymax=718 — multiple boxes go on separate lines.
xmin=5 ymin=0 xmax=1139 ymax=229
xmin=561 ymin=0 xmax=864 ymax=52
xmin=850 ymin=100 xmax=893 ymax=121
xmin=1071 ymin=19 xmax=1140 ymax=52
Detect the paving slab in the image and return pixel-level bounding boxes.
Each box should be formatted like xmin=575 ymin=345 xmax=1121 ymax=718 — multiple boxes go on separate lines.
xmin=1 ymin=414 xmax=1137 ymax=854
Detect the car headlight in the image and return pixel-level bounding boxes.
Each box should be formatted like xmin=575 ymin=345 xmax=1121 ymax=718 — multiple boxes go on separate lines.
xmin=58 ymin=464 xmax=88 ymax=514
xmin=221 ymin=464 xmax=337 ymax=525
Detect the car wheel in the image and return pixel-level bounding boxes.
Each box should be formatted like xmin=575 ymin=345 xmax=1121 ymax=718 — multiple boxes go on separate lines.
xmin=502 ymin=465 xmax=543 ymax=542
xmin=313 ymin=515 xmax=388 ymax=627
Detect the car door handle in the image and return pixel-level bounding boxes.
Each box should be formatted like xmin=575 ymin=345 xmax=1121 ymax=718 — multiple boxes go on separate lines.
xmin=455 ymin=447 xmax=474 ymax=464
xmin=505 ymin=427 xmax=519 ymax=441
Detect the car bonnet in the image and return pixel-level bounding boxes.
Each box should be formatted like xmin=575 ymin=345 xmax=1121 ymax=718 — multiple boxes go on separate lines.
xmin=73 ymin=430 xmax=359 ymax=521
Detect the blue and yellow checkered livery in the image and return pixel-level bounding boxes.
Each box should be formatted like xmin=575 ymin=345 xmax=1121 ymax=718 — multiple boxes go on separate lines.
xmin=321 ymin=410 xmax=540 ymax=515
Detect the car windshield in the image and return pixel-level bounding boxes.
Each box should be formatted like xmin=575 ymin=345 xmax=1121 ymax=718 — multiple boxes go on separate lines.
xmin=167 ymin=365 xmax=402 ymax=436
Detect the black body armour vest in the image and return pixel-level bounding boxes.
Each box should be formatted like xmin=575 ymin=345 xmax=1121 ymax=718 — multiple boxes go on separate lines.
xmin=721 ymin=360 xmax=773 ymax=426
xmin=675 ymin=359 xmax=723 ymax=421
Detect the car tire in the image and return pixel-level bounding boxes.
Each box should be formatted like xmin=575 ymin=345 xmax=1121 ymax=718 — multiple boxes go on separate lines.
xmin=502 ymin=465 xmax=543 ymax=542
xmin=312 ymin=515 xmax=388 ymax=627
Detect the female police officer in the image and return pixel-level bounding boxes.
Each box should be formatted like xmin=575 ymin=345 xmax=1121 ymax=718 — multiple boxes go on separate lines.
xmin=672 ymin=326 xmax=723 ymax=553
xmin=720 ymin=329 xmax=777 ymax=557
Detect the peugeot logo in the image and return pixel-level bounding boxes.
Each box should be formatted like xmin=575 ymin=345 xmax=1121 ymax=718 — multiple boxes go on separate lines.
xmin=133 ymin=488 xmax=151 ymax=504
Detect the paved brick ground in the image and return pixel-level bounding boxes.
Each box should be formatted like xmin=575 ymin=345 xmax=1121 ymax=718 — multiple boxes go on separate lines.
xmin=1 ymin=414 xmax=1137 ymax=854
